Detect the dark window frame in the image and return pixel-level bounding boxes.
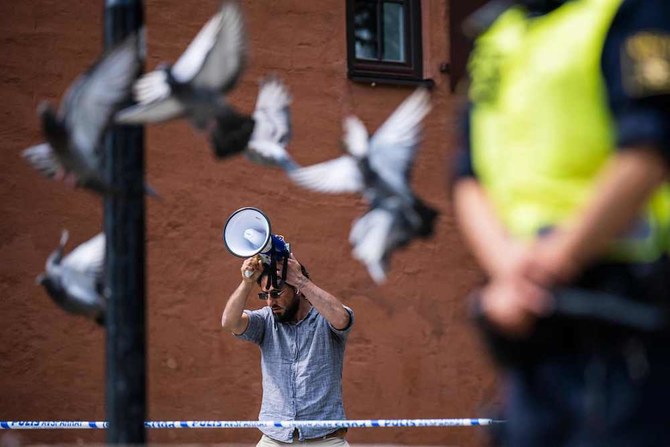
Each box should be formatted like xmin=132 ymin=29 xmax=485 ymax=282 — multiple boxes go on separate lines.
xmin=346 ymin=0 xmax=429 ymax=87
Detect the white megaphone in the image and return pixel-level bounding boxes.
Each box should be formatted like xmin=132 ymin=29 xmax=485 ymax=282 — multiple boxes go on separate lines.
xmin=223 ymin=207 xmax=291 ymax=283
xmin=223 ymin=208 xmax=273 ymax=277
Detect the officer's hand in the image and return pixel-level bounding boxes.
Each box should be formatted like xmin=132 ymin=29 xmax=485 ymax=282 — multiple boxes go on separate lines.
xmin=488 ymin=241 xmax=534 ymax=278
xmin=526 ymin=231 xmax=579 ymax=286
xmin=488 ymin=239 xmax=562 ymax=288
xmin=480 ymin=277 xmax=553 ymax=338
xmin=241 ymin=255 xmax=263 ymax=283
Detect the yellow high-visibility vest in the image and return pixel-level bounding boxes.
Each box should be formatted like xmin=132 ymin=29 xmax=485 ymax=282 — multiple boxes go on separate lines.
xmin=469 ymin=0 xmax=670 ymax=262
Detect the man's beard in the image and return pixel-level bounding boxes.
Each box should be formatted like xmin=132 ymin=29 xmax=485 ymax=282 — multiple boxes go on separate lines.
xmin=273 ymin=295 xmax=300 ymax=323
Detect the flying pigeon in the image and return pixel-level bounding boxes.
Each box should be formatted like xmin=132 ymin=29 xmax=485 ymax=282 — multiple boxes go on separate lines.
xmin=289 ymin=88 xmax=438 ymax=283
xmin=21 ymin=33 xmax=142 ymax=195
xmin=115 ymin=1 xmax=250 ymax=155
xmin=36 ymin=231 xmax=106 ymax=326
xmin=211 ymin=76 xmax=298 ymax=169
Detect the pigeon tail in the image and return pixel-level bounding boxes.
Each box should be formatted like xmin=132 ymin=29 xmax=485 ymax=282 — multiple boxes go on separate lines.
xmin=59 ymin=229 xmax=69 ymax=249
xmin=365 ymin=259 xmax=388 ymax=284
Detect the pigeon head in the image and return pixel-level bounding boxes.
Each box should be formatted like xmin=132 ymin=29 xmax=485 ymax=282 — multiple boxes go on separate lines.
xmin=36 ymin=272 xmax=65 ymax=304
xmin=37 ymin=101 xmax=67 ymax=145
xmin=35 ymin=273 xmax=47 ymax=286
xmin=36 ymin=100 xmax=53 ymax=116
xmin=37 ymin=101 xmax=57 ymax=124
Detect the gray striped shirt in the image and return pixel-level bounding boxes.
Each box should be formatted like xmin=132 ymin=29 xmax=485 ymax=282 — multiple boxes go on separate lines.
xmin=237 ymin=305 xmax=353 ymax=442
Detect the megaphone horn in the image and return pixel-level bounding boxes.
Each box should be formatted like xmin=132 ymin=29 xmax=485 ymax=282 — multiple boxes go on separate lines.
xmin=223 ymin=207 xmax=292 ymax=285
xmin=223 ymin=207 xmax=273 ymax=267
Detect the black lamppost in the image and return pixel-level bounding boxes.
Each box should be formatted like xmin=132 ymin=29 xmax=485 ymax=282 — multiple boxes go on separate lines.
xmin=103 ymin=0 xmax=146 ymax=443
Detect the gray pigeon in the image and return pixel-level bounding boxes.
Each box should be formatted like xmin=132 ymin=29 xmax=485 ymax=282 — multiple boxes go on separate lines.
xmin=115 ymin=1 xmax=250 ymax=158
xmin=36 ymin=231 xmax=106 ymax=326
xmin=289 ymin=88 xmax=438 ymax=283
xmin=211 ymin=76 xmax=298 ymax=170
xmin=22 ymin=33 xmax=142 ymax=195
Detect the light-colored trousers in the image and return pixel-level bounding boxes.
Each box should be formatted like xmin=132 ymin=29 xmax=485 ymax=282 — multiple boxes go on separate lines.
xmin=256 ymin=434 xmax=350 ymax=447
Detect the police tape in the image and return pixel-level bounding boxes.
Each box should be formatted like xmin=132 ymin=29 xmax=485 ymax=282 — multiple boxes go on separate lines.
xmin=0 ymin=419 xmax=502 ymax=430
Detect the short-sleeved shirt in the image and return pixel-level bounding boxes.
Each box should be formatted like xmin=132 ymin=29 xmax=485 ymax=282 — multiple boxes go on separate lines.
xmin=236 ymin=305 xmax=354 ymax=442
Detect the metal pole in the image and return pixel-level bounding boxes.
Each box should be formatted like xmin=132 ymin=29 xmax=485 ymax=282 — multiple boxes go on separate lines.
xmin=103 ymin=0 xmax=146 ymax=443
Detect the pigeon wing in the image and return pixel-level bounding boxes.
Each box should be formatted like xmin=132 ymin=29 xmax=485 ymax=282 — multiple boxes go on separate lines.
xmin=342 ymin=116 xmax=369 ymax=158
xmin=60 ymin=271 xmax=104 ymax=311
xmin=349 ymin=208 xmax=394 ymax=284
xmin=367 ymin=88 xmax=431 ymax=196
xmin=115 ymin=96 xmax=185 ymax=124
xmin=61 ymin=233 xmax=106 ymax=280
xmin=60 ymin=33 xmax=141 ymax=163
xmin=169 ymin=9 xmax=224 ymax=83
xmin=173 ymin=2 xmax=247 ymax=92
xmin=251 ymin=76 xmax=291 ymax=147
xmin=115 ymin=68 xmax=186 ymax=124
xmin=22 ymin=143 xmax=62 ymax=179
xmin=247 ymin=77 xmax=293 ymax=165
xmin=289 ymin=156 xmax=364 ymax=194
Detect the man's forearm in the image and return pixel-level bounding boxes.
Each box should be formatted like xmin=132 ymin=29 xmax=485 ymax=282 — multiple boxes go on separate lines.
xmin=299 ymin=279 xmax=350 ymax=330
xmin=221 ymin=280 xmax=253 ymax=334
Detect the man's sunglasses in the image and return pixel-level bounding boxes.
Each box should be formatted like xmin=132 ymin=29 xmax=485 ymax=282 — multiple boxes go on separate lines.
xmin=258 ymin=288 xmax=287 ymax=300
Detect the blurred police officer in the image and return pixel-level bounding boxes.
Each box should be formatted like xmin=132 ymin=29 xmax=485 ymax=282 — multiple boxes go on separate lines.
xmin=453 ymin=0 xmax=670 ymax=445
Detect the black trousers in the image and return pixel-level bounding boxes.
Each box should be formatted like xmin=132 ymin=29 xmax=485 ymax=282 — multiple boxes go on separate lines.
xmin=485 ymin=258 xmax=670 ymax=446
xmin=495 ymin=340 xmax=670 ymax=447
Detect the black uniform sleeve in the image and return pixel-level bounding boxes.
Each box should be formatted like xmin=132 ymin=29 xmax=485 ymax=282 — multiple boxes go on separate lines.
xmin=601 ymin=0 xmax=670 ymax=164
xmin=452 ymin=104 xmax=477 ymax=181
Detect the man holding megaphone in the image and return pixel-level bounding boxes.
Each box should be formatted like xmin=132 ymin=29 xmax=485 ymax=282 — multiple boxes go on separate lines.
xmin=221 ymin=208 xmax=354 ymax=446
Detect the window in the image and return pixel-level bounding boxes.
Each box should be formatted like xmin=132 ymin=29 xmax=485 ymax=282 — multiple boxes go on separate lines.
xmin=346 ymin=0 xmax=426 ymax=86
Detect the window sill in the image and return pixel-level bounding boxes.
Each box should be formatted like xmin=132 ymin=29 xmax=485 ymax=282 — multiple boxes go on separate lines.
xmin=348 ymin=74 xmax=435 ymax=89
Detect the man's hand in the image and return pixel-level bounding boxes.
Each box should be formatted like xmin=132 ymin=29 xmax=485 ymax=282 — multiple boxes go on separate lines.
xmin=241 ymin=255 xmax=263 ymax=283
xmin=480 ymin=276 xmax=553 ymax=338
xmin=283 ymin=254 xmax=309 ymax=290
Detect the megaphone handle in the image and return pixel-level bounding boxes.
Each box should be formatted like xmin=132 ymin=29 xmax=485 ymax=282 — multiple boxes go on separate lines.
xmin=269 ymin=253 xmax=278 ymax=288
xmin=280 ymin=256 xmax=289 ymax=285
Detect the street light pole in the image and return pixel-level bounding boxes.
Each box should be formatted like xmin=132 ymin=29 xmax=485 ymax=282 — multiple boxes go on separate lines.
xmin=103 ymin=0 xmax=146 ymax=443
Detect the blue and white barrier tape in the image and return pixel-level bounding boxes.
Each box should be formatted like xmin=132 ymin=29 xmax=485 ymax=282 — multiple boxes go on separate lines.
xmin=0 ymin=419 xmax=502 ymax=430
